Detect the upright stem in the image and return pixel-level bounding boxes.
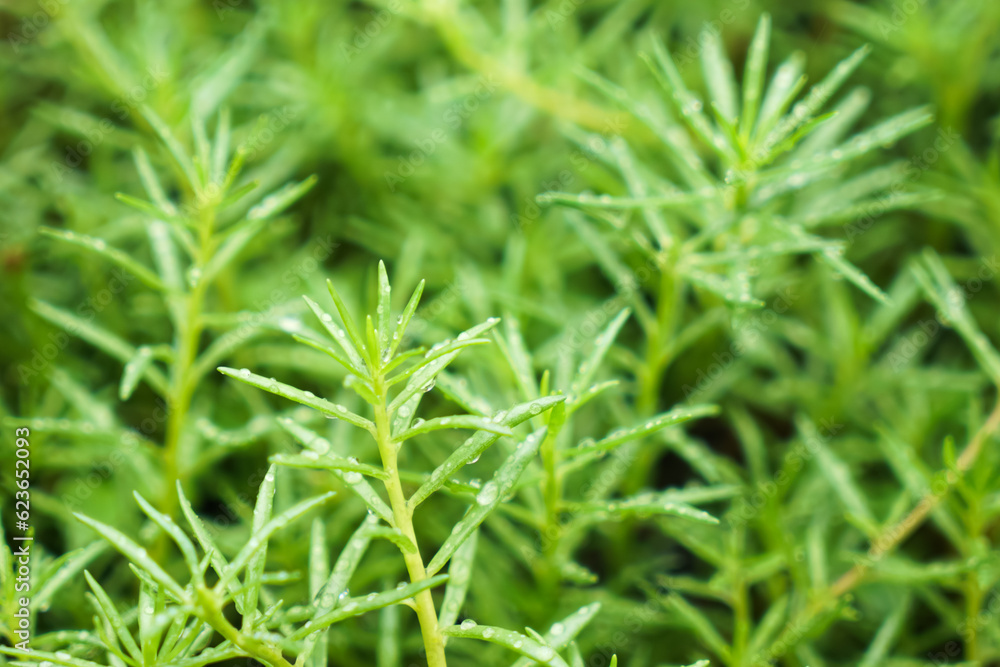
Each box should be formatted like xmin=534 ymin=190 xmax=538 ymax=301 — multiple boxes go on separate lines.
xmin=638 ymin=262 xmax=678 ymax=416
xmin=963 ymin=492 xmax=984 ymax=662
xmin=372 ymin=374 xmax=448 ymax=667
xmin=162 ymin=204 xmax=216 ymax=518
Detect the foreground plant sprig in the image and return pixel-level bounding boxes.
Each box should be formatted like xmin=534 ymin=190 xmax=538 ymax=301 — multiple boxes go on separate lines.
xmin=219 ymin=262 xmax=592 ymax=666
xmin=26 ymin=105 xmax=317 ymax=519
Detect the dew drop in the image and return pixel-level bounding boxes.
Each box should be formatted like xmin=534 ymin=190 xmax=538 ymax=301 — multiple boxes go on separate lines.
xmin=278 ymin=317 xmax=300 ymax=332
xmin=476 ymin=482 xmax=499 ymax=505
xmin=460 ymin=619 xmax=477 ymax=630
xmin=239 ymin=368 xmax=251 ymax=378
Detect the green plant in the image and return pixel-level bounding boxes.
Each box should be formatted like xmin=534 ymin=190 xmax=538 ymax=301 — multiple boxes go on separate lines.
xmin=5 ymin=2 xmax=1000 ymax=666
xmin=215 ymin=263 xmax=651 ymax=666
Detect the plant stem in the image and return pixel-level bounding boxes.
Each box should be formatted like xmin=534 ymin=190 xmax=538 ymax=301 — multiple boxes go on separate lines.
xmin=963 ymin=485 xmax=984 ymax=662
xmin=729 ymin=529 xmax=750 ymax=667
xmin=197 ymin=587 xmax=294 ymax=667
xmin=763 ymin=398 xmax=1000 ymax=661
xmin=162 ymin=204 xmax=216 ymax=518
xmin=638 ymin=261 xmax=679 ymax=416
xmin=373 ymin=374 xmax=448 ymax=667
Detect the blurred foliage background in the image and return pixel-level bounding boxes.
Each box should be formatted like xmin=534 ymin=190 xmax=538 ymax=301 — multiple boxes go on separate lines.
xmin=2 ymin=0 xmax=1000 ymax=665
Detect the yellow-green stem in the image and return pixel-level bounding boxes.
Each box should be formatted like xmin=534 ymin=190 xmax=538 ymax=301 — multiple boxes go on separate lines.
xmin=373 ymin=375 xmax=448 ymax=667
xmin=196 ymin=587 xmax=294 ymax=667
xmin=162 ymin=204 xmax=216 ymax=518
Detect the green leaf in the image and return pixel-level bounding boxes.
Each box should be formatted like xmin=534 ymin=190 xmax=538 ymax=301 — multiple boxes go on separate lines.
xmin=410 ymin=396 xmax=566 ymax=508
xmin=389 ymin=279 xmax=425 ymax=358
xmin=0 ymin=647 xmax=106 ymax=667
xmin=289 ymin=575 xmax=449 ymax=639
xmin=568 ymin=405 xmax=719 ymax=457
xmin=576 ymin=491 xmax=719 ymax=524
xmin=367 ymin=526 xmax=418 ymax=555
xmin=442 ymin=623 xmax=569 ymax=667
xmin=326 ymin=278 xmax=368 ymax=360
xmin=133 ymin=492 xmax=200 ymax=577
xmin=427 ymin=428 xmax=547 ymax=576
xmin=40 ymin=227 xmax=164 ymax=290
xmin=740 ymin=13 xmax=771 ymax=137
xmin=297 ymin=516 xmax=379 ymax=666
xmin=277 ymin=418 xmax=394 ymax=523
xmin=572 ymin=308 xmax=631 ymax=395
xmin=140 ymin=105 xmax=200 ymax=189
xmin=377 ymin=598 xmax=401 ymax=667
xmin=120 ymin=346 xmax=157 ymax=400
xmin=817 ymin=246 xmax=891 ymax=304
xmin=700 ymin=30 xmax=738 ymax=122
xmin=858 ymin=596 xmax=909 ymax=667
xmin=511 ymin=603 xmax=601 ymax=667
xmin=32 ymin=541 xmax=106 ymax=613
xmin=218 ymin=367 xmax=375 ymax=432
xmin=74 ymin=513 xmax=186 ymax=600
xmin=495 ymin=316 xmax=539 ymax=400
xmin=664 ymin=592 xmax=732 ymax=662
xmin=439 ymin=530 xmax=478 ymax=630
xmin=83 ymin=570 xmax=142 ymax=662
xmin=395 ymin=415 xmax=513 ymax=442
xmin=247 ymin=175 xmax=318 ymax=221
xmin=764 ymin=44 xmax=870 ymax=149
xmin=201 ymin=217 xmax=268 ymax=286
xmin=301 ymin=295 xmax=369 ymax=377
xmin=270 ymin=452 xmax=389 ymax=479
xmin=132 ymin=147 xmax=177 ymax=216
xmin=913 ymin=248 xmax=1000 ymax=385
xmin=218 ymin=491 xmax=335 ymax=591
xmin=754 ymin=51 xmax=806 ymax=145
xmin=147 ymin=221 xmax=186 ymax=326
xmin=644 ymin=36 xmax=731 ymax=163
xmin=537 ymin=189 xmax=711 ymax=211
xmin=241 ymin=464 xmax=277 ymax=630
xmin=175 ymin=481 xmax=245 ymax=611
xmin=802 ymin=106 xmax=934 ymax=171
xmin=796 ymin=414 xmax=878 ymax=536
xmin=376 ymin=260 xmax=392 ymax=356
xmin=31 ymin=299 xmax=170 ymax=394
